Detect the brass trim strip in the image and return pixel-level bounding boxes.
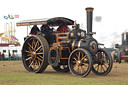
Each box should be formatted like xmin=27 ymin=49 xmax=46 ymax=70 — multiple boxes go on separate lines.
xmin=60 ymin=58 xmax=69 ymax=59
xmin=72 ymin=41 xmax=76 ymax=51
xmin=78 ymin=39 xmax=83 ymax=48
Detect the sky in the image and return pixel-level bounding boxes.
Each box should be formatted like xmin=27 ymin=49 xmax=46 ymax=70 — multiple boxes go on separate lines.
xmin=0 ymin=0 xmax=128 ymax=48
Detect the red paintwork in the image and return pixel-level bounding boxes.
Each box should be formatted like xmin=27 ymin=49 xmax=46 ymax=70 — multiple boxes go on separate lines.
xmin=0 ymin=43 xmax=18 ymax=47
xmin=57 ymin=26 xmax=68 ymax=32
xmin=58 ymin=36 xmax=68 ymax=39
xmin=121 ymin=55 xmax=128 ymax=59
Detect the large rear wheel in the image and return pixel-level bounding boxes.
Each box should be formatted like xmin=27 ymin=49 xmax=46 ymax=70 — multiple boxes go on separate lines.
xmin=68 ymin=48 xmax=92 ymax=77
xmin=22 ymin=35 xmax=49 ymax=73
xmin=92 ymin=48 xmax=113 ymax=75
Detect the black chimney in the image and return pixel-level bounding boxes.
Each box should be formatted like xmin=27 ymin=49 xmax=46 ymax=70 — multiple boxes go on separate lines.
xmin=86 ymin=7 xmax=94 ymax=37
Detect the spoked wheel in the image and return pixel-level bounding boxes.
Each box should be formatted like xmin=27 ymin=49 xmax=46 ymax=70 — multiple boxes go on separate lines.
xmin=92 ymin=48 xmax=113 ymax=75
xmin=22 ymin=35 xmax=49 ymax=73
xmin=52 ymin=65 xmax=70 ymax=72
xmin=68 ymin=48 xmax=92 ymax=77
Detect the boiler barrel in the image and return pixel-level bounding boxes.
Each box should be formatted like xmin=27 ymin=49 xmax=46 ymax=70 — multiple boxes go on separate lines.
xmin=69 ymin=38 xmax=98 ymax=54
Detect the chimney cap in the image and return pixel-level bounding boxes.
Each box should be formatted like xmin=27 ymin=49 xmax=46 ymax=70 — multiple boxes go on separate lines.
xmin=86 ymin=7 xmax=94 ymax=12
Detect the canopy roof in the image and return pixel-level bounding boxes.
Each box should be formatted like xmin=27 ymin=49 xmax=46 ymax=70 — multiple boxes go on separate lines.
xmin=16 ymin=17 xmax=74 ymax=26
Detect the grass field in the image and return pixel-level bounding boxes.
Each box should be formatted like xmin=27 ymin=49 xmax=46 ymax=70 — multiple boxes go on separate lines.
xmin=0 ymin=61 xmax=128 ymax=85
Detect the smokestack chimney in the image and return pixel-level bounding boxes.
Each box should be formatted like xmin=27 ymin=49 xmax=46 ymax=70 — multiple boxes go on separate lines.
xmin=86 ymin=7 xmax=94 ymax=37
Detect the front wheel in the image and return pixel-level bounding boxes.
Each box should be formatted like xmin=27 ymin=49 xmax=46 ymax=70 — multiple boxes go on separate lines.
xmin=68 ymin=48 xmax=92 ymax=77
xmin=92 ymin=48 xmax=113 ymax=76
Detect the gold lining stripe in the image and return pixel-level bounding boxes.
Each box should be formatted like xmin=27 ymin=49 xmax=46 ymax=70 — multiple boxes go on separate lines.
xmin=78 ymin=39 xmax=83 ymax=48
xmin=72 ymin=41 xmax=76 ymax=51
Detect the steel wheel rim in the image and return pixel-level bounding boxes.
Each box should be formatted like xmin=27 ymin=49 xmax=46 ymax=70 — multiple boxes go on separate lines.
xmin=22 ymin=37 xmax=44 ymax=72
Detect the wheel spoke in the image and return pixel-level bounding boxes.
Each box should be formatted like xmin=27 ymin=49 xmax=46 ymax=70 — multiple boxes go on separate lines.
xmin=103 ymin=63 xmax=108 ymax=69
xmin=81 ymin=66 xmax=85 ymax=72
xmin=25 ymin=50 xmax=32 ymax=53
xmin=28 ymin=47 xmax=32 ymax=52
xmin=39 ymin=55 xmax=43 ymax=58
xmin=78 ymin=52 xmax=81 ymax=61
xmin=83 ymin=63 xmax=88 ymax=67
xmin=32 ymin=39 xmax=36 ymax=48
xmin=94 ymin=64 xmax=98 ymax=69
xmin=33 ymin=61 xmax=36 ymax=70
xmin=36 ymin=52 xmax=43 ymax=55
xmin=36 ymin=46 xmax=42 ymax=52
xmin=39 ymin=48 xmax=43 ymax=52
xmin=38 ymin=59 xmax=41 ymax=67
xmin=26 ymin=57 xmax=32 ymax=61
xmin=81 ymin=55 xmax=87 ymax=61
xmin=74 ymin=65 xmax=78 ymax=71
xmin=80 ymin=66 xmax=82 ymax=74
xmin=76 ymin=54 xmax=80 ymax=61
xmin=73 ymin=61 xmax=76 ymax=63
xmin=29 ymin=60 xmax=33 ymax=68
xmin=101 ymin=65 xmax=105 ymax=72
xmin=97 ymin=64 xmax=99 ymax=72
xmin=34 ymin=40 xmax=39 ymax=50
xmin=37 ymin=57 xmax=43 ymax=61
xmin=73 ymin=64 xmax=77 ymax=68
xmin=35 ymin=60 xmax=39 ymax=68
xmin=27 ymin=54 xmax=32 ymax=57
xmin=104 ymin=62 xmax=109 ymax=65
xmin=73 ymin=57 xmax=77 ymax=61
xmin=28 ymin=43 xmax=33 ymax=49
xmin=37 ymin=40 xmax=40 ymax=48
xmin=100 ymin=65 xmax=103 ymax=72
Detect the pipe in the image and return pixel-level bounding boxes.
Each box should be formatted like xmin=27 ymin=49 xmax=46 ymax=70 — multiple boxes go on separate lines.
xmin=86 ymin=7 xmax=94 ymax=37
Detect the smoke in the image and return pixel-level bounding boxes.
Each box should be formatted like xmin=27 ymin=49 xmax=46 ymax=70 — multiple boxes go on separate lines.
xmin=95 ymin=16 xmax=102 ymax=22
xmin=101 ymin=32 xmax=121 ymax=48
xmin=109 ymin=32 xmax=121 ymax=48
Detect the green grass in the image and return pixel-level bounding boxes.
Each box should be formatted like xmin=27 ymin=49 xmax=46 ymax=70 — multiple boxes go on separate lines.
xmin=0 ymin=61 xmax=128 ymax=85
xmin=0 ymin=72 xmax=128 ymax=85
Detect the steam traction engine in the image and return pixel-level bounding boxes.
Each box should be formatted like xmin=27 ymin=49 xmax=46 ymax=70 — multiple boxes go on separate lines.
xmin=115 ymin=32 xmax=128 ymax=63
xmin=17 ymin=8 xmax=113 ymax=77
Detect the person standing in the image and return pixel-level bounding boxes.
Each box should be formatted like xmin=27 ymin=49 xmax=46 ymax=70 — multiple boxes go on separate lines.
xmin=12 ymin=51 xmax=15 ymax=60
xmin=8 ymin=50 xmax=11 ymax=60
xmin=30 ymin=25 xmax=40 ymax=35
xmin=1 ymin=52 xmax=5 ymax=61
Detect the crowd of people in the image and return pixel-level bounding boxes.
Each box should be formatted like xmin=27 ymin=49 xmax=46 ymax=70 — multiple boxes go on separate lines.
xmin=30 ymin=23 xmax=69 ymax=35
xmin=0 ymin=50 xmax=19 ymax=61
